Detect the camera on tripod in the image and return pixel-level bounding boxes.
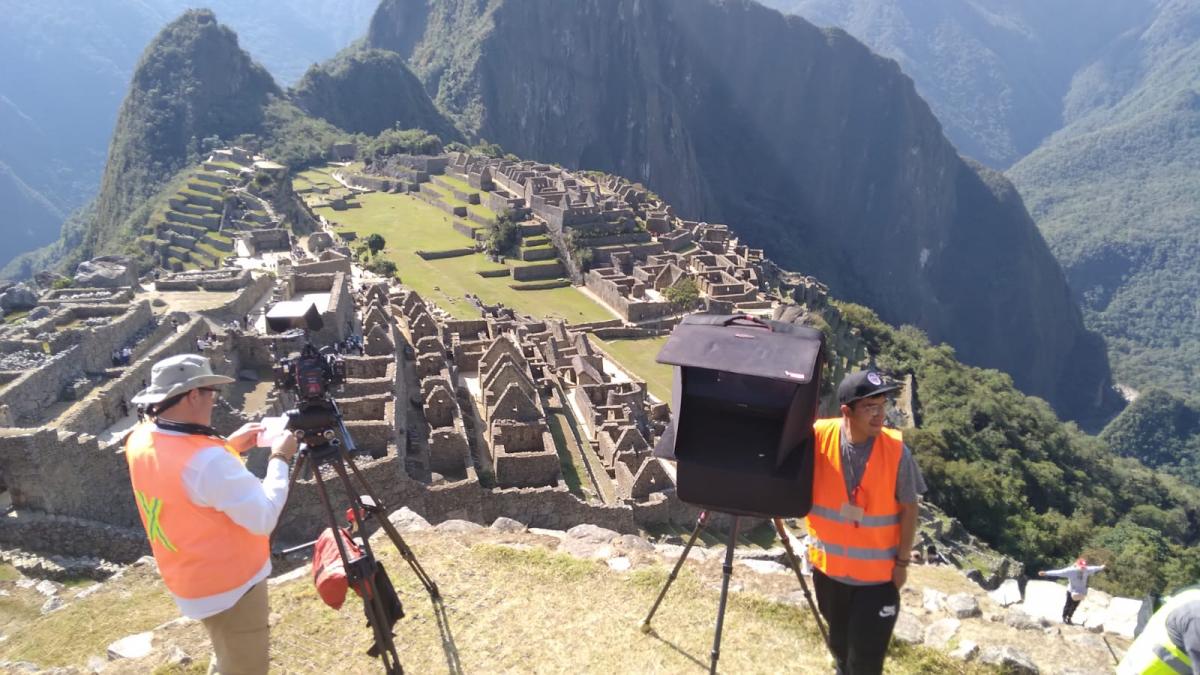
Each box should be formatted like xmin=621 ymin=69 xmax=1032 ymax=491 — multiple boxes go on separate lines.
xmin=265 ymin=301 xmax=347 ymax=447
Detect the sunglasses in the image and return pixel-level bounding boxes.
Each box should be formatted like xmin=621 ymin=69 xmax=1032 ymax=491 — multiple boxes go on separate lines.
xmin=197 ymin=387 xmax=222 ymax=396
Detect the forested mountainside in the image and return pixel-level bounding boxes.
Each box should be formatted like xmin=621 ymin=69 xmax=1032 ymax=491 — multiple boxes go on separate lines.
xmin=1008 ymin=0 xmax=1200 ymax=400
xmin=362 ymin=0 xmax=1120 ymax=426
xmin=0 ymin=0 xmax=376 ymax=270
xmin=763 ymin=0 xmax=1200 ymax=406
xmin=760 ymin=0 xmax=1157 ymax=170
xmin=291 ymin=48 xmax=461 ymax=139
xmin=80 ymin=10 xmax=279 ymax=260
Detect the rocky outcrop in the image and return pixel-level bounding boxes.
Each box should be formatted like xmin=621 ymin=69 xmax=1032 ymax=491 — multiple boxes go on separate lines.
xmin=366 ymin=0 xmax=1120 ymax=425
xmin=0 ymin=283 xmax=37 ymax=312
xmin=74 ymin=257 xmax=138 ymax=288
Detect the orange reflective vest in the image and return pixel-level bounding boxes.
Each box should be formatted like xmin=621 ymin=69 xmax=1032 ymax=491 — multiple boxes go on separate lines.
xmin=124 ymin=424 xmax=269 ymax=599
xmin=806 ymin=418 xmax=903 ymax=584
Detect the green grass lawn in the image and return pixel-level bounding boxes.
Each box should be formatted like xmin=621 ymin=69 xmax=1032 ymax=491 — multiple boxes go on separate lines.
xmin=318 ymin=188 xmax=610 ymax=323
xmin=591 ymin=336 xmax=673 ymax=402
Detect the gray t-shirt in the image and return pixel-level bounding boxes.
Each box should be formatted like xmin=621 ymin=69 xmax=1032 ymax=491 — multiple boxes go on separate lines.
xmin=840 ymin=422 xmax=927 ymax=504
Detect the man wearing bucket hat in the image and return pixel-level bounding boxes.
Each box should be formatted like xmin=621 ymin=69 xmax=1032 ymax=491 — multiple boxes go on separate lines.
xmin=805 ymin=369 xmax=926 ymax=675
xmin=126 ymin=353 xmax=298 ymax=674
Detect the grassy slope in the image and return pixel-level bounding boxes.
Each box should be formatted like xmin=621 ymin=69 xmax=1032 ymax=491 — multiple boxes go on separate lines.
xmin=591 ymin=336 xmax=673 ymax=403
xmin=0 ymin=532 xmax=997 ymax=674
xmin=301 ymin=167 xmax=609 ymax=323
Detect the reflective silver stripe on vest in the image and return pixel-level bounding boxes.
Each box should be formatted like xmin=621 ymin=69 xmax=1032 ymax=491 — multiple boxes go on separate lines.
xmin=811 ymin=539 xmax=899 ymax=561
xmin=1152 ymin=643 xmax=1191 ymax=675
xmin=809 ymin=504 xmax=902 ymax=528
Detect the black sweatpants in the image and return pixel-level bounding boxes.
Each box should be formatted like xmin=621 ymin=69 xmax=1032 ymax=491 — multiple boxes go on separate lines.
xmin=1063 ymin=593 xmax=1081 ymax=624
xmin=812 ymin=569 xmax=900 ymax=675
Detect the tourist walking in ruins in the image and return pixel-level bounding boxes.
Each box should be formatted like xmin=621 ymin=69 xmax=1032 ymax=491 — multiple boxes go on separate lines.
xmin=1039 ymin=558 xmax=1106 ymax=625
xmin=806 ymin=370 xmax=926 ymax=675
xmin=127 ymin=354 xmax=297 ymax=674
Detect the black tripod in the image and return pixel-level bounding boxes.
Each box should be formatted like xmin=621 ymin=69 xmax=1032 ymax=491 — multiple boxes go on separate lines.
xmin=279 ymin=402 xmax=440 ymax=675
xmin=639 ymin=511 xmax=829 ymax=673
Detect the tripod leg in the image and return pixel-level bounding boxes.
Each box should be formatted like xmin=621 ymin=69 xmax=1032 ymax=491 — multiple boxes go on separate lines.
xmin=709 ymin=517 xmax=739 ymax=675
xmin=317 ymin=455 xmax=404 ymax=673
xmin=772 ymin=518 xmax=830 ymax=649
xmin=640 ymin=511 xmax=709 ymax=634
xmin=338 ymin=447 xmax=440 ymax=599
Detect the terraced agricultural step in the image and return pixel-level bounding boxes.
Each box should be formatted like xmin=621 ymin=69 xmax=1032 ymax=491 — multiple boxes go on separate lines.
xmin=187 ymin=181 xmax=221 ymax=196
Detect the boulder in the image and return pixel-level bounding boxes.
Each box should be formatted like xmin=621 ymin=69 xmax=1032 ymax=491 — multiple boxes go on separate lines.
xmin=387 ymin=507 xmax=432 ymax=532
xmin=922 ymin=587 xmax=947 ymax=613
xmin=434 ymin=519 xmax=484 ymax=534
xmin=891 ymin=612 xmax=925 ymax=645
xmin=27 ymin=306 xmax=51 ymax=321
xmin=33 ymin=271 xmax=69 ymax=288
xmin=75 ymin=259 xmax=137 ymax=288
xmin=949 ymin=639 xmax=979 ymax=661
xmin=34 ymin=580 xmax=60 ymax=597
xmin=923 ymin=617 xmax=961 ymax=649
xmin=989 ymin=578 xmax=1022 ymax=607
xmin=107 ymin=631 xmax=156 ymax=660
xmin=1003 ymin=608 xmax=1044 ymax=631
xmin=1101 ymin=596 xmax=1143 ymax=638
xmin=607 ymin=557 xmax=632 ymax=572
xmin=614 ymin=534 xmax=655 ymax=553
xmin=946 ymin=592 xmax=982 ymax=619
xmin=979 ymin=646 xmax=1039 ymax=674
xmin=566 ymin=524 xmax=620 ymax=544
xmin=1020 ymin=579 xmax=1067 ymax=624
xmin=491 ymin=517 xmax=527 ymax=533
xmin=40 ymin=596 xmax=63 ymax=614
xmin=0 ymin=283 xmax=37 ymax=312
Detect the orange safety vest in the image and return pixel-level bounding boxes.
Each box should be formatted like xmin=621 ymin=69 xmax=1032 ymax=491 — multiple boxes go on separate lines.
xmin=124 ymin=423 xmax=269 ymax=599
xmin=806 ymin=418 xmax=903 ymax=584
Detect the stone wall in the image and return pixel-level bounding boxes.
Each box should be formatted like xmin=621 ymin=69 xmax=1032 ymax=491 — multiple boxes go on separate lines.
xmin=0 ymin=301 xmax=154 ymax=426
xmin=200 ymin=275 xmax=273 ymax=321
xmin=0 ymin=511 xmax=148 ymax=565
xmin=511 ymin=261 xmax=565 ymax=282
xmin=58 ymin=317 xmax=217 ymax=434
xmin=0 ymin=427 xmax=139 ymax=528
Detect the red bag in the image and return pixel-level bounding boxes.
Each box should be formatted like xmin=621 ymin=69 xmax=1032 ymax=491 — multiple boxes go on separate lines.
xmin=312 ymin=527 xmax=363 ymax=610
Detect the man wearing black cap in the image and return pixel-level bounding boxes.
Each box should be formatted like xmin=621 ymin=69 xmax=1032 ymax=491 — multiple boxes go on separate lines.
xmin=805 ymin=369 xmax=926 ymax=675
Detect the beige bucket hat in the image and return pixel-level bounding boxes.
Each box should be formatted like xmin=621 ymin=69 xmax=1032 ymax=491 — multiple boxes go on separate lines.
xmin=131 ymin=353 xmax=234 ymax=405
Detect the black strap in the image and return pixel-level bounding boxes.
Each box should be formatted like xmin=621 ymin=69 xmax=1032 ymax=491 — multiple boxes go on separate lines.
xmin=154 ymin=418 xmax=222 ymax=439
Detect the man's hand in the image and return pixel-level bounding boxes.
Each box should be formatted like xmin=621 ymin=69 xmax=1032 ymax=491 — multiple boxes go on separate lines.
xmin=1038 ymin=571 xmax=1047 ymax=577
xmin=893 ymin=564 xmax=908 ymax=590
xmin=226 ymin=423 xmax=265 ymax=454
xmin=272 ymin=432 xmax=299 ymax=462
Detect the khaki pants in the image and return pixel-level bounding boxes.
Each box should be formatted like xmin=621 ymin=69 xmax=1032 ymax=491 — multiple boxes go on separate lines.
xmin=201 ymin=582 xmax=270 ymax=675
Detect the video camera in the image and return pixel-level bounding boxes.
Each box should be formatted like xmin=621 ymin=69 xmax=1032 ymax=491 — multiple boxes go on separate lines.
xmin=265 ymin=301 xmax=347 ymax=446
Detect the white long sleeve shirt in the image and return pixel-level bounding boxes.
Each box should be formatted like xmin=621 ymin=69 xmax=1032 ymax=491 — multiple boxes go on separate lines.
xmin=169 ymin=439 xmax=291 ymax=619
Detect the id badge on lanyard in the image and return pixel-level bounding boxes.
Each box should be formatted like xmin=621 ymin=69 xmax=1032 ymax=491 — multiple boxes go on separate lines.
xmin=841 ymin=485 xmax=865 ymax=527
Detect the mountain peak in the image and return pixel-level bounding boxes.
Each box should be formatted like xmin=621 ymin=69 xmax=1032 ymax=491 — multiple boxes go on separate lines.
xmin=83 ymin=9 xmax=280 ymax=260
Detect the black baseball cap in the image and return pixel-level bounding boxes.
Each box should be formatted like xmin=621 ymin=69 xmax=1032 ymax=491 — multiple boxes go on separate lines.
xmin=837 ymin=369 xmax=901 ymax=405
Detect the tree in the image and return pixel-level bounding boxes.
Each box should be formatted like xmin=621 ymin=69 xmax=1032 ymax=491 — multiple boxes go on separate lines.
xmin=664 ymin=277 xmax=701 ymax=313
xmin=366 ymin=233 xmax=386 ymax=256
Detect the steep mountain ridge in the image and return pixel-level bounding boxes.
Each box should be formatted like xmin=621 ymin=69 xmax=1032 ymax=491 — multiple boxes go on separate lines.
xmin=365 ymin=0 xmax=1120 ymax=425
xmin=82 ymin=9 xmax=280 ymax=260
